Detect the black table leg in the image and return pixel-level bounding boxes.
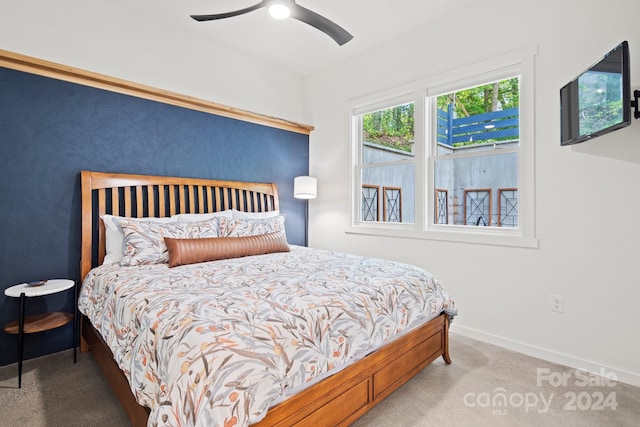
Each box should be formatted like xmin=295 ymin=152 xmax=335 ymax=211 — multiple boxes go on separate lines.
xmin=18 ymin=292 xmax=25 ymax=388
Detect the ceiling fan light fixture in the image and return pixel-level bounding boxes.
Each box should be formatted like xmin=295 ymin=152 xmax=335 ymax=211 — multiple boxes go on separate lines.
xmin=191 ymin=0 xmax=353 ymax=46
xmin=268 ymin=3 xmax=291 ymax=19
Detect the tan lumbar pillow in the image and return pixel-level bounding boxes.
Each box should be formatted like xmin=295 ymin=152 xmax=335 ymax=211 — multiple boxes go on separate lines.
xmin=164 ymin=230 xmax=290 ymax=267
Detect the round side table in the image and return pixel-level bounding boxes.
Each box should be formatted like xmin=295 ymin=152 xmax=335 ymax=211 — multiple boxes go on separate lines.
xmin=3 ymin=279 xmax=77 ymax=388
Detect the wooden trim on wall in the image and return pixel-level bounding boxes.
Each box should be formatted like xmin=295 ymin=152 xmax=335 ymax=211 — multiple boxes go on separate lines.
xmin=0 ymin=49 xmax=314 ymax=135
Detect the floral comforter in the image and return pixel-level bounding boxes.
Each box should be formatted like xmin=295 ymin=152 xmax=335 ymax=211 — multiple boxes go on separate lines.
xmin=78 ymin=246 xmax=456 ymax=427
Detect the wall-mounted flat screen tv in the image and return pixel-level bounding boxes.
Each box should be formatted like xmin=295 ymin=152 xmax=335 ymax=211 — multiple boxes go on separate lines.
xmin=560 ymin=41 xmax=630 ymax=146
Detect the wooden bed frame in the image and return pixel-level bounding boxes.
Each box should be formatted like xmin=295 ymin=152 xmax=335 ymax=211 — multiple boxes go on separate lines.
xmin=79 ymin=170 xmax=451 ymax=427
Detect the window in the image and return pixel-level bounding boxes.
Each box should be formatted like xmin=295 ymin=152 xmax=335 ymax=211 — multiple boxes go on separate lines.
xmin=432 ymin=76 xmax=520 ymax=229
xmin=354 ymin=98 xmax=415 ymax=224
xmin=350 ymin=47 xmax=537 ymax=247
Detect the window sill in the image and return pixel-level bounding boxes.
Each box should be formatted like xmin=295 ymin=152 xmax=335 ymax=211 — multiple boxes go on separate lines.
xmin=345 ymin=224 xmax=539 ymax=249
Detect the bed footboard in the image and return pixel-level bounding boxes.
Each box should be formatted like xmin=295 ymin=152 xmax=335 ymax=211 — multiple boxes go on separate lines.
xmin=82 ymin=312 xmax=450 ymax=427
xmin=254 ymin=313 xmax=450 ymax=427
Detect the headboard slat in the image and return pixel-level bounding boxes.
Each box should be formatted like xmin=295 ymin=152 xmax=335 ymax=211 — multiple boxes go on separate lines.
xmin=97 ymin=189 xmax=107 ymax=263
xmin=97 ymin=189 xmax=106 ymax=217
xmin=206 ymin=187 xmax=213 ymax=213
xmin=158 ymin=185 xmax=166 ymax=217
xmin=124 ymin=187 xmax=133 ymax=217
xmin=136 ymin=186 xmax=144 ymax=217
xmin=251 ymin=192 xmax=258 ymax=212
xmin=189 ymin=186 xmax=196 ymax=213
xmin=214 ymin=188 xmax=222 ymax=212
xmin=223 ymin=188 xmax=230 ymax=211
xmin=111 ymin=188 xmax=119 ymax=216
xmin=168 ymin=185 xmax=177 ymax=216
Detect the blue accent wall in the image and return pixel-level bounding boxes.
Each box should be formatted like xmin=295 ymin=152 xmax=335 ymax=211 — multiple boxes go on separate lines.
xmin=0 ymin=67 xmax=309 ymax=366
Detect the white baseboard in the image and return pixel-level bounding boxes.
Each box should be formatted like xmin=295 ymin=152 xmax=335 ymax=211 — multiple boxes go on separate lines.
xmin=451 ymin=324 xmax=640 ymax=388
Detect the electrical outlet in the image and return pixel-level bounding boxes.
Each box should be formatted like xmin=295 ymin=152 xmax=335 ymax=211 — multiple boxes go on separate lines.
xmin=550 ymin=294 xmax=564 ymax=313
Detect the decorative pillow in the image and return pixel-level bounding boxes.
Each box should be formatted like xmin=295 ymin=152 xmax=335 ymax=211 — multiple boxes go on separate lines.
xmin=172 ymin=209 xmax=233 ymax=223
xmin=165 ymin=230 xmax=290 ymax=267
xmin=101 ymin=215 xmax=175 ymax=265
xmin=232 ymin=209 xmax=280 ymax=219
xmin=219 ymin=215 xmax=285 ymax=237
xmin=119 ymin=218 xmax=220 ymax=266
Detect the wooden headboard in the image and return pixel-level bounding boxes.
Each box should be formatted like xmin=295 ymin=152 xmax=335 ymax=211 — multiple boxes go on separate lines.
xmin=80 ymin=170 xmax=279 ymax=281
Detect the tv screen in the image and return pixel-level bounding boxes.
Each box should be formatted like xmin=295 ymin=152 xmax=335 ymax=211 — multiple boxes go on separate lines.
xmin=560 ymin=41 xmax=630 ymax=146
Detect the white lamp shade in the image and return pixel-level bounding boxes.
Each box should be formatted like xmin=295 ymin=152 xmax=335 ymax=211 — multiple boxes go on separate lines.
xmin=294 ymin=176 xmax=317 ymax=199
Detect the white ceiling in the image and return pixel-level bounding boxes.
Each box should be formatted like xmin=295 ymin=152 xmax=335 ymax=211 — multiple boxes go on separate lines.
xmin=109 ymin=0 xmax=479 ymax=76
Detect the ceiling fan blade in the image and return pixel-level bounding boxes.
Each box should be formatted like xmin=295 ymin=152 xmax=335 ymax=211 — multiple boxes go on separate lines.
xmin=291 ymin=4 xmax=353 ymax=46
xmin=191 ymin=1 xmax=267 ymax=22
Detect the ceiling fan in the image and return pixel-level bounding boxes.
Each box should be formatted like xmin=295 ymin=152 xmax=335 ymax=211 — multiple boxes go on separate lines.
xmin=190 ymin=0 xmax=353 ymax=46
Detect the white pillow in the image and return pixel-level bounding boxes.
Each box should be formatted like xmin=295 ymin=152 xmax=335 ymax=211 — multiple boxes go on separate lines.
xmin=101 ymin=215 xmax=175 ymax=265
xmin=172 ymin=209 xmax=233 ymax=223
xmin=232 ymin=209 xmax=280 ymax=219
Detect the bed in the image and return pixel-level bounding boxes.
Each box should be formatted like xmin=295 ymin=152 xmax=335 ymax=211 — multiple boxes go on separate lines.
xmin=78 ymin=170 xmax=457 ymax=427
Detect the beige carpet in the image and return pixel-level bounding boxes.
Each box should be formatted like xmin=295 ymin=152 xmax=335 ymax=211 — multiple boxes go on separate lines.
xmin=1 ymin=334 xmax=638 ymax=426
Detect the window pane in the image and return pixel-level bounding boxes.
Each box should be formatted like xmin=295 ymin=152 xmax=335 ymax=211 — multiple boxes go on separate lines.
xmin=436 ymin=77 xmax=519 ymax=155
xmin=434 ymin=153 xmax=517 ymax=227
xmin=362 ymin=102 xmax=415 ymax=164
xmin=361 ymin=164 xmax=414 ymax=223
xmin=432 ymin=76 xmax=520 ymax=229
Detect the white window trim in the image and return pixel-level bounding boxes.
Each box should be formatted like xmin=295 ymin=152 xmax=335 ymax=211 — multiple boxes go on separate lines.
xmin=347 ymin=46 xmax=539 ymax=249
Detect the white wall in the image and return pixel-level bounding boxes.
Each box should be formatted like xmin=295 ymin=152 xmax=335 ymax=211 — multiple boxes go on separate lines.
xmin=0 ymin=0 xmax=307 ymax=124
xmin=305 ymin=0 xmax=640 ymax=386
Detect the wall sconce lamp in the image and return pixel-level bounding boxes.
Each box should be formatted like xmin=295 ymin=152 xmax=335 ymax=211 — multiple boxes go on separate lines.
xmin=294 ymin=176 xmax=317 ymax=246
xmin=294 ymin=176 xmax=317 ymax=199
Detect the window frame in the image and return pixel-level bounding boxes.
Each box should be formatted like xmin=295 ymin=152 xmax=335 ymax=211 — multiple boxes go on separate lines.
xmin=348 ymin=47 xmax=538 ymax=248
